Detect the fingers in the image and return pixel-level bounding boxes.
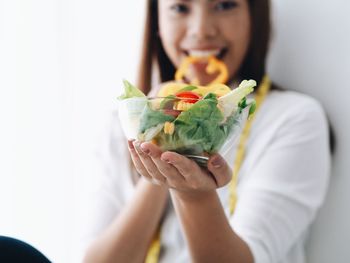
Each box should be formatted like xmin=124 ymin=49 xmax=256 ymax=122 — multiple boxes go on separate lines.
xmin=160 ymin=151 xmax=203 ymax=186
xmin=132 ymin=141 xmax=167 ymax=185
xmin=161 ymin=152 xmax=220 ymax=190
xmin=140 ymin=142 xmax=186 ymax=185
xmin=207 ymin=154 xmax=232 ymax=188
xmin=127 ymin=140 xmax=153 ymax=182
xmin=128 ymin=140 xmax=231 ymax=190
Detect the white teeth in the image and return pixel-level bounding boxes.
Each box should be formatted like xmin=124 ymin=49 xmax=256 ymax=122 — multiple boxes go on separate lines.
xmin=188 ymin=49 xmax=221 ymax=58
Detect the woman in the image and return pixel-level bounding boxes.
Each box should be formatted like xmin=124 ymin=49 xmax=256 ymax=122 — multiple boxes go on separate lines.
xmin=82 ymin=1 xmax=330 ymax=262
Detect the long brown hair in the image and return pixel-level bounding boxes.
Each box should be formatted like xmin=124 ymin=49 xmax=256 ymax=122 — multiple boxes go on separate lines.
xmin=137 ymin=0 xmax=271 ymax=95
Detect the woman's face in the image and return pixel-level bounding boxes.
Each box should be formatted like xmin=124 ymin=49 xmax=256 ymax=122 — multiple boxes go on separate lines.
xmin=158 ymin=0 xmax=251 ymax=85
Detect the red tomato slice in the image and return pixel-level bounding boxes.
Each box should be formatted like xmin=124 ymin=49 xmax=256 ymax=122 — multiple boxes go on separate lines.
xmin=175 ymin=91 xmax=201 ymax=103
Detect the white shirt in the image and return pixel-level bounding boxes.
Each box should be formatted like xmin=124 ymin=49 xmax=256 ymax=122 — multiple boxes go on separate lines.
xmin=80 ymin=90 xmax=330 ymax=263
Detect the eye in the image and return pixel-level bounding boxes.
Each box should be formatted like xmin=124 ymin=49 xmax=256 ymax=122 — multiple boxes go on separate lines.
xmin=215 ymin=1 xmax=238 ymax=11
xmin=170 ymin=3 xmax=189 ymax=14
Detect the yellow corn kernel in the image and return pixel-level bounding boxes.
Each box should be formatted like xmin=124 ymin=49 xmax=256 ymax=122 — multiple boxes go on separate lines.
xmin=174 ymin=100 xmax=193 ymax=111
xmin=173 ymin=101 xmax=179 ymax=110
xmin=177 ymin=101 xmax=185 ymax=111
xmin=176 ymin=101 xmax=183 ymax=111
xmin=183 ymin=102 xmax=193 ymax=111
xmin=163 ymin=122 xmax=175 ymax=135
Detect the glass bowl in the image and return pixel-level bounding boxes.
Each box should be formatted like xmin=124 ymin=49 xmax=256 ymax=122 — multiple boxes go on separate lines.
xmin=118 ymin=95 xmax=250 ymax=166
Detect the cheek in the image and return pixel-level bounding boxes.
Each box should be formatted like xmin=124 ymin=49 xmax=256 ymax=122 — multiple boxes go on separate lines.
xmin=224 ymin=17 xmax=251 ymax=76
xmin=159 ymin=32 xmax=178 ymax=65
xmin=159 ymin=25 xmax=184 ymax=67
xmin=234 ymin=26 xmax=251 ymax=59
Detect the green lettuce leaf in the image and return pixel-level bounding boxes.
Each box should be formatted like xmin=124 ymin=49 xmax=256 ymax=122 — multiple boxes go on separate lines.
xmin=177 ymin=85 xmax=197 ymax=92
xmin=139 ymin=103 xmax=175 ymax=133
xmin=117 ymin=79 xmax=145 ymax=100
xmin=218 ymin=79 xmax=256 ymax=118
xmin=155 ymin=93 xmax=230 ymax=154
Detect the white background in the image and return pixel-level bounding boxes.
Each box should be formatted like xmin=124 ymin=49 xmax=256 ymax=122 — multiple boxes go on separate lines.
xmin=1 ymin=0 xmax=349 ymax=262
xmin=0 ymin=0 xmax=145 ymax=262
xmin=268 ymin=1 xmax=350 ymax=262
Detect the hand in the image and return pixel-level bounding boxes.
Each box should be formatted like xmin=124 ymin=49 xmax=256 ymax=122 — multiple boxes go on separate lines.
xmin=127 ymin=140 xmax=232 ymax=193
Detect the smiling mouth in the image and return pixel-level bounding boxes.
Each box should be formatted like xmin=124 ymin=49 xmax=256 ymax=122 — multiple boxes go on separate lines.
xmin=183 ymin=48 xmax=228 ymax=60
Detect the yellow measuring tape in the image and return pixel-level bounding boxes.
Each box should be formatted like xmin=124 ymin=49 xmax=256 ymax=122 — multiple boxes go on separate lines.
xmin=145 ymin=75 xmax=271 ymax=263
xmin=145 ymin=227 xmax=161 ymax=263
xmin=228 ymin=75 xmax=271 ymax=215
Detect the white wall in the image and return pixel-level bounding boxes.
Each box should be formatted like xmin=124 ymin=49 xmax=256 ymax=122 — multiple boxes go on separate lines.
xmin=1 ymin=0 xmax=349 ymax=262
xmin=0 ymin=0 xmax=145 ymax=262
xmin=268 ymin=0 xmax=350 ymax=262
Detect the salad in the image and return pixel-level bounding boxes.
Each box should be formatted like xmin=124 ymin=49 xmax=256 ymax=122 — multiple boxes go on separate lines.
xmin=117 ymin=79 xmax=257 ymax=156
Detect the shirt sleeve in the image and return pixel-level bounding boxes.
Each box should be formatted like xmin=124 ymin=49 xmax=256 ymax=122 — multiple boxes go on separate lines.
xmin=230 ymin=97 xmax=331 ymax=263
xmin=75 ymin=110 xmax=130 ymax=261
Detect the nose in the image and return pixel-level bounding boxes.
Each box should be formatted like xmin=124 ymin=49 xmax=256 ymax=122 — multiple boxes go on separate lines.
xmin=187 ymin=9 xmax=217 ymax=40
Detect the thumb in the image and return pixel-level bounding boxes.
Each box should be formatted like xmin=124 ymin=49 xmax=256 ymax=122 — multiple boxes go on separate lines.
xmin=207 ymin=154 xmax=232 ymax=188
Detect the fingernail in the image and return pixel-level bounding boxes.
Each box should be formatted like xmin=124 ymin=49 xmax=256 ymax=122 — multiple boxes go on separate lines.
xmin=140 ymin=144 xmax=150 ymax=154
xmin=128 ymin=140 xmax=135 ymax=149
xmin=161 ymin=157 xmax=171 ymax=164
xmin=211 ymin=157 xmax=223 ymax=168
